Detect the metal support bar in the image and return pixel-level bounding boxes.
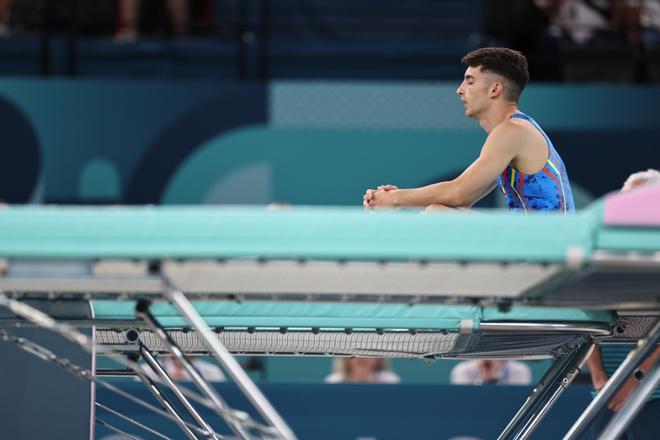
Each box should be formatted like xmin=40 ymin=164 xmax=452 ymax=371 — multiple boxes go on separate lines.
xmin=498 ymin=350 xmax=577 ymax=439
xmin=0 ymin=327 xmax=214 ymax=438
xmin=96 ymin=418 xmax=141 ymax=440
xmin=133 ymin=362 xmax=201 ymax=440
xmin=165 ymin=287 xmax=296 ymax=440
xmin=513 ymin=342 xmax=595 ymax=440
xmin=96 ymin=369 xmax=138 ymax=377
xmin=563 ymin=320 xmax=660 ymax=440
xmin=599 ymin=359 xmax=660 ymax=440
xmin=139 ymin=345 xmax=222 ymax=440
xmin=96 ymin=402 xmax=173 ymax=440
xmin=0 ymin=293 xmax=227 ymax=423
xmin=498 ymin=340 xmax=594 ymax=440
xmin=136 ymin=301 xmax=252 ymax=439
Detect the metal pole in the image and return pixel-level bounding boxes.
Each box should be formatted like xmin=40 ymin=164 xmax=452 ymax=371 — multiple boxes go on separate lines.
xmin=498 ymin=346 xmax=578 ymax=440
xmin=136 ymin=301 xmax=253 ymax=440
xmin=598 ymin=359 xmax=660 ymax=440
xmin=96 ymin=402 xmax=174 ymax=440
xmin=139 ymin=345 xmax=222 ymax=440
xmin=88 ymin=300 xmax=97 ymax=440
xmin=165 ymin=287 xmax=296 ymax=440
xmin=563 ymin=320 xmax=660 ymax=440
xmin=513 ymin=342 xmax=594 ymax=440
xmin=96 ymin=418 xmax=141 ymax=440
xmin=133 ymin=362 xmax=200 ymax=440
xmin=1 ymin=326 xmax=213 ymax=438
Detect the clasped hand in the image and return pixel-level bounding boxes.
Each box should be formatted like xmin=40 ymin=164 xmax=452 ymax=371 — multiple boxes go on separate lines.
xmin=362 ymin=184 xmax=398 ymax=209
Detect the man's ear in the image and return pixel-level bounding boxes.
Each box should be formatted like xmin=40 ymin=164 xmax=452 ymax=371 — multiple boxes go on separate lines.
xmin=489 ymin=81 xmax=504 ymax=99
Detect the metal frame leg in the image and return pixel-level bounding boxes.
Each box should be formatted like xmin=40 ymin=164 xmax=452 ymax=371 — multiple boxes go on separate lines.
xmin=498 ymin=340 xmax=595 ymax=440
xmin=598 ymin=358 xmax=660 ymax=440
xmin=96 ymin=402 xmax=174 ymax=440
xmin=136 ymin=300 xmax=254 ymax=440
xmin=139 ymin=345 xmax=221 ymax=440
xmin=0 ymin=324 xmax=212 ymax=439
xmin=133 ymin=358 xmax=201 ymax=440
xmin=164 ymin=287 xmax=296 ymax=440
xmin=88 ymin=300 xmax=97 ymax=440
xmin=96 ymin=418 xmax=141 ymax=440
xmin=563 ymin=320 xmax=660 ymax=440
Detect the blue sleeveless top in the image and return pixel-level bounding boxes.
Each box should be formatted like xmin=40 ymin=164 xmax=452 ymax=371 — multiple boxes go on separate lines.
xmin=497 ymin=113 xmax=575 ymax=213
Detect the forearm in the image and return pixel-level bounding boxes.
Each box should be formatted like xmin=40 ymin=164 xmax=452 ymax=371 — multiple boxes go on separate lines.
xmin=587 ymin=346 xmax=607 ymax=376
xmin=638 ymin=346 xmax=660 ymax=374
xmin=586 ymin=346 xmax=610 ymax=391
xmin=391 ymin=181 xmax=465 ymax=208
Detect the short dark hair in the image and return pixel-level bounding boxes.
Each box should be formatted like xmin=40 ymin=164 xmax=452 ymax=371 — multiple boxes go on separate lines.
xmin=461 ymin=48 xmax=529 ymax=102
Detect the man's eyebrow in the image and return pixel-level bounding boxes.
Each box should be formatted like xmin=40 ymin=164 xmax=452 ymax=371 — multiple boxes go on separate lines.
xmin=464 ymin=74 xmax=475 ymax=80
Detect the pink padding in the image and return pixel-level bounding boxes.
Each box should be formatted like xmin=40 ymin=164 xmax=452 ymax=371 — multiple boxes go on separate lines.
xmin=603 ymin=184 xmax=660 ymax=227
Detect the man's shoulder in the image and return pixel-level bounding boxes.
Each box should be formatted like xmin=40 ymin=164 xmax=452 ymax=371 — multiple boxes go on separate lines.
xmin=483 ymin=119 xmax=530 ymax=155
xmin=492 ymin=118 xmax=536 ymax=140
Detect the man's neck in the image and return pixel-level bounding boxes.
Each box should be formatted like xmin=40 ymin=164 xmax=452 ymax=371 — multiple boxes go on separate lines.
xmin=477 ymin=103 xmax=519 ymax=134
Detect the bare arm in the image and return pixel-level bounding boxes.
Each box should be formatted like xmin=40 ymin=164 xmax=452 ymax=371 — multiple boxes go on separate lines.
xmin=368 ymin=122 xmax=521 ymax=208
xmin=609 ymin=346 xmax=660 ymax=411
xmin=587 ymin=345 xmax=609 ymax=391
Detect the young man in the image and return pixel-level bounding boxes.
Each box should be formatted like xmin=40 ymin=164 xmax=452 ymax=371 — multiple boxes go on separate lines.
xmin=363 ymin=47 xmax=575 ymax=213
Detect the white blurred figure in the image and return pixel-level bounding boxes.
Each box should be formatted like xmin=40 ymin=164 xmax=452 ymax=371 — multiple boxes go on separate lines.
xmin=161 ymin=356 xmax=226 ymax=382
xmin=450 ymin=359 xmax=532 ymax=385
xmin=325 ymin=357 xmax=400 ymax=384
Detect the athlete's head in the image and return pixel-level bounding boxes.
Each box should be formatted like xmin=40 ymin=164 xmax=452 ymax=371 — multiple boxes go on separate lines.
xmin=457 ymin=47 xmax=529 ymax=118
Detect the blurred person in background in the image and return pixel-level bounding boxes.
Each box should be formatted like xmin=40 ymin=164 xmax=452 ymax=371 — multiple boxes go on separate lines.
xmin=325 ymin=357 xmax=400 ymax=384
xmin=450 ymin=359 xmax=532 ymax=385
xmin=637 ymin=0 xmax=660 ymax=47
xmin=116 ymin=0 xmax=190 ymax=41
xmin=0 ymin=0 xmax=10 ymax=36
xmin=160 ymin=356 xmax=226 ymax=382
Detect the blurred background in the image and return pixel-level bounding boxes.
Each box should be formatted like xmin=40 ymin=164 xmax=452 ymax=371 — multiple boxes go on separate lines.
xmin=0 ymin=1 xmax=659 ymax=439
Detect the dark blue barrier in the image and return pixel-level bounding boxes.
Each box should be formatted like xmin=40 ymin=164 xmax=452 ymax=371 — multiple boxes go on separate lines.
xmin=96 ymin=382 xmax=593 ymax=439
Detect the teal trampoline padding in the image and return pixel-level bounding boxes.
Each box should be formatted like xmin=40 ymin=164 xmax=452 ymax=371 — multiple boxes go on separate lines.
xmin=481 ymin=307 xmax=613 ymax=323
xmin=596 ymin=227 xmax=660 ymax=252
xmin=91 ymin=301 xmax=613 ymax=329
xmin=92 ymin=301 xmax=481 ymax=329
xmin=0 ymin=206 xmax=598 ymax=262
